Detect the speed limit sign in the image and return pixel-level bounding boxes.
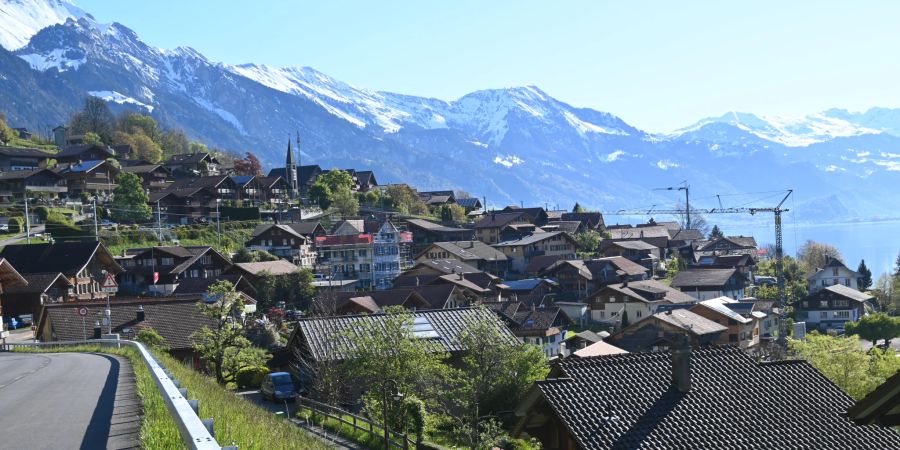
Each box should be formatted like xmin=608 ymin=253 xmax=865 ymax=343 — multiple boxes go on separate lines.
xmin=77 ymin=306 xmax=89 ymax=317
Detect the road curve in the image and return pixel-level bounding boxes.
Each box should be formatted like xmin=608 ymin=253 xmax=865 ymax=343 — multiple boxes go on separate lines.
xmin=0 ymin=352 xmax=139 ymax=450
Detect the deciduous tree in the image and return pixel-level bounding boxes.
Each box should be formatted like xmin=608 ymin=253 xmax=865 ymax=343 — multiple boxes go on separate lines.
xmin=69 ymin=96 xmax=116 ymax=143
xmin=111 ymin=172 xmax=152 ymax=222
xmin=192 ymin=280 xmax=268 ymax=384
xmin=791 ymin=333 xmax=900 ymax=400
xmin=330 ymin=186 xmax=359 ymax=217
xmin=797 ymin=240 xmax=843 ymax=272
xmin=233 ymin=151 xmax=263 ymax=176
xmin=845 ymin=313 xmax=900 ymax=348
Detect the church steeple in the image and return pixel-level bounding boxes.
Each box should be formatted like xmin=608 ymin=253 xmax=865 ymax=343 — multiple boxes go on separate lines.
xmin=285 ymin=136 xmax=298 ymax=199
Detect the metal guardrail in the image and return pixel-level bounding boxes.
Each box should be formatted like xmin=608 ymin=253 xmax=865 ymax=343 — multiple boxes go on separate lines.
xmin=2 ymin=339 xmax=234 ymax=450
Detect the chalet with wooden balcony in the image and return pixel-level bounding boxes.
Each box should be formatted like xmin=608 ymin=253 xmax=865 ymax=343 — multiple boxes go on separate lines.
xmin=0 ymin=169 xmax=67 ymax=204
xmin=148 ymin=175 xmax=238 ymax=224
xmin=54 ymin=144 xmax=127 ymax=167
xmin=255 ymin=176 xmax=291 ymax=206
xmin=0 ymin=146 xmax=53 ymax=172
xmin=0 ymin=242 xmax=123 ymax=302
xmin=55 ymin=159 xmax=120 ymax=198
xmin=163 ymin=152 xmax=221 ymax=177
xmin=121 ymin=163 xmax=172 ymax=191
xmin=492 ymin=231 xmax=578 ymax=274
xmin=114 ymin=246 xmax=231 ymax=296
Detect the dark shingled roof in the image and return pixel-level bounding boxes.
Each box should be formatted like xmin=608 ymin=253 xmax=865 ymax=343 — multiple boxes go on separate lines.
xmin=0 ymin=168 xmax=63 ymax=181
xmin=474 ymin=212 xmax=525 ymax=229
xmin=55 ymin=144 xmax=114 ymax=159
xmin=289 ymin=307 xmax=516 ymax=362
xmin=526 ymin=347 xmax=900 ymax=449
xmin=0 ymin=242 xmax=122 ymax=276
xmin=671 ymin=268 xmax=739 ymax=288
xmin=405 ymin=218 xmax=472 ymax=234
xmin=39 ymin=296 xmax=216 ymax=350
xmin=652 ymin=309 xmax=727 ymax=336
xmin=0 ymin=146 xmax=54 ymax=158
xmin=416 ymin=241 xmax=507 ymax=262
xmin=3 ymin=272 xmax=71 ymax=294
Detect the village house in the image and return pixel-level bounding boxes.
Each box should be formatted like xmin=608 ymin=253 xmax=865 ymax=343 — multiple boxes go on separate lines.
xmin=500 ymin=206 xmax=549 ymax=226
xmin=55 ymin=159 xmax=120 ymax=199
xmin=606 ymin=307 xmax=727 ymax=352
xmin=493 ymin=231 xmax=579 ymax=274
xmin=0 ymin=169 xmax=67 ymax=204
xmin=474 ymin=211 xmax=531 ymax=244
xmin=148 ymin=175 xmax=238 ymax=224
xmin=667 ymin=228 xmax=705 ymax=249
xmin=561 ymin=330 xmax=604 ymax=354
xmin=0 ymin=258 xmax=28 ymax=339
xmin=689 ymin=297 xmax=763 ymax=349
xmin=404 ymin=218 xmax=474 ymax=252
xmin=0 ymin=242 xmax=123 ymax=301
xmin=495 ymin=278 xmax=560 ymax=305
xmin=486 ymin=301 xmax=572 ymax=357
xmin=121 ymin=163 xmax=172 ymax=191
xmin=315 ymin=219 xmax=411 ymax=290
xmin=286 ymin=307 xmax=517 ymax=398
xmin=54 ymin=144 xmax=129 ymax=167
xmin=670 ymin=267 xmax=746 ymax=300
xmin=569 ymin=340 xmax=629 ymax=358
xmin=691 ymin=253 xmax=757 ymax=279
xmin=807 ymin=255 xmax=861 ymax=294
xmin=513 ymin=345 xmax=900 ymax=449
xmin=162 ymin=152 xmax=221 ymax=177
xmin=418 ymin=190 xmax=456 ymax=207
xmin=692 ymin=235 xmax=758 ymax=259
xmin=327 ymin=284 xmax=468 ymax=315
xmin=268 ymin=164 xmax=320 ymax=200
xmin=246 ymin=223 xmax=317 ymax=267
xmin=415 ymin=240 xmax=509 ymax=276
xmin=538 ymin=221 xmax=584 ymax=235
xmin=255 ymin=176 xmax=291 ymax=206
xmin=455 ymin=197 xmax=482 ymax=213
xmin=372 ymin=220 xmax=414 ymax=290
xmin=602 ymin=224 xmax=670 ymax=250
xmin=393 ymin=260 xmax=501 ymax=301
xmin=36 ymin=296 xmax=217 ymax=367
xmin=600 ymin=239 xmax=661 ymax=272
xmin=539 ymin=257 xmax=649 ymax=301
xmin=340 ymin=169 xmax=378 ymax=192
xmin=315 ymin=233 xmax=374 ymax=289
xmin=796 ymin=284 xmax=875 ymax=332
xmin=114 ymin=246 xmax=231 ymax=296
xmin=0 ymin=146 xmax=53 ymax=172
xmin=225 ymin=259 xmax=302 ymax=284
xmin=558 ymin=212 xmax=605 ymax=230
xmin=586 ymin=279 xmax=697 ymax=328
xmin=1 ymin=272 xmax=73 ymax=320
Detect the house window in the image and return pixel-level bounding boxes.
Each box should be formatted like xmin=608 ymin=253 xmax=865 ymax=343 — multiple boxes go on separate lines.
xmin=844 ymin=279 xmax=850 ymax=286
xmin=835 ymin=311 xmax=850 ymax=319
xmin=729 ymin=334 xmax=738 ymax=342
xmin=820 ymin=311 xmax=828 ymax=319
xmin=609 ymin=297 xmax=615 ymax=303
xmin=636 ymin=310 xmax=642 ymax=318
xmin=599 ymin=311 xmax=605 ymax=318
xmin=833 ymin=299 xmax=849 ymax=307
xmin=833 ymin=268 xmax=839 ymax=276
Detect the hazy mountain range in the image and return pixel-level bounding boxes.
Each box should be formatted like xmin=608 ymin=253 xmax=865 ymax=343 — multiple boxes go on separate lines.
xmin=1 ymin=0 xmax=899 ymax=224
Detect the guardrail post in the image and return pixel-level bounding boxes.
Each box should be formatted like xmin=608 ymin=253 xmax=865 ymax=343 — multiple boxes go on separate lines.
xmin=203 ymin=418 xmax=214 ymax=435
xmin=179 ymin=387 xmax=188 ymax=397
xmin=189 ymin=399 xmax=199 ymax=414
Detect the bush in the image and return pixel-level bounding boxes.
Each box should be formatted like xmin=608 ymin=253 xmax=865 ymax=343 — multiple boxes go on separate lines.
xmin=33 ymin=206 xmax=50 ymax=221
xmin=7 ymin=216 xmax=24 ymax=233
xmin=235 ymin=366 xmax=270 ymax=389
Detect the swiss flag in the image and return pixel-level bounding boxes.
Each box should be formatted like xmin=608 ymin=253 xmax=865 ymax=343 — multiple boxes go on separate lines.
xmin=153 ymin=272 xmax=159 ymax=284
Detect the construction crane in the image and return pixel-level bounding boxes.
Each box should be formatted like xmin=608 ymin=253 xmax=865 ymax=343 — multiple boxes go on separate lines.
xmin=606 ymin=189 xmax=794 ymax=354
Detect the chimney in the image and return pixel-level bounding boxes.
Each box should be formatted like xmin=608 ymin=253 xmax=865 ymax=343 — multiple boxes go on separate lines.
xmin=559 ymin=341 xmax=567 ymax=358
xmin=93 ymin=321 xmax=102 ymax=339
xmin=671 ymin=334 xmax=692 ymax=393
xmin=136 ymin=305 xmax=145 ymax=322
xmin=458 ymin=272 xmax=464 ymax=280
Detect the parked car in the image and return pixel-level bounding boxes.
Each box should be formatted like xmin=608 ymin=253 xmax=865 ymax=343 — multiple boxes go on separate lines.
xmin=260 ymin=372 xmax=298 ymax=402
xmin=17 ymin=314 xmax=33 ymax=326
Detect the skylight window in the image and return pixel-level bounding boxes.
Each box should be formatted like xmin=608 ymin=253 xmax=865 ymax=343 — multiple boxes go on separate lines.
xmin=412 ymin=316 xmax=439 ymax=339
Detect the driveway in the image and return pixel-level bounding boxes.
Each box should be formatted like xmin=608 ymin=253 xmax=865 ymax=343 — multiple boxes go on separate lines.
xmin=0 ymin=352 xmax=140 ymax=450
xmin=0 ymin=225 xmax=46 ymax=247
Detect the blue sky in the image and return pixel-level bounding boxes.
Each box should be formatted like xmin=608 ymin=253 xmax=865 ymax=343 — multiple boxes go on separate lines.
xmin=77 ymin=0 xmax=900 ymax=132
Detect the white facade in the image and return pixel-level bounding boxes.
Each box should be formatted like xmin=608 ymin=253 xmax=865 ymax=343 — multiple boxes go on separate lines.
xmin=808 ymin=263 xmax=859 ymax=294
xmin=680 ymin=287 xmax=744 ymax=301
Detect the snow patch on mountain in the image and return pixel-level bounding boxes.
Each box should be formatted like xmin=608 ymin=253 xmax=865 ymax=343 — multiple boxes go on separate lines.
xmin=494 ymin=154 xmax=524 ymax=168
xmin=0 ymin=0 xmax=87 ymax=50
xmin=192 ymin=97 xmax=246 ymax=135
xmin=88 ymin=90 xmax=154 ymax=112
xmin=18 ymin=47 xmax=84 ymax=71
xmin=605 ymin=150 xmax=626 ymax=162
xmin=563 ymin=111 xmax=627 ymax=136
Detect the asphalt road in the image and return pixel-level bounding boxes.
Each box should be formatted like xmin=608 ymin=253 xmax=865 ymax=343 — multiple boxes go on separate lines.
xmin=0 ymin=352 xmax=135 ymax=450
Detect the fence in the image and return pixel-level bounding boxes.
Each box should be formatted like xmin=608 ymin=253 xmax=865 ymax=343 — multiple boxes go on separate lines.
xmin=296 ymin=395 xmax=414 ymax=450
xmin=1 ymin=338 xmax=235 ymax=450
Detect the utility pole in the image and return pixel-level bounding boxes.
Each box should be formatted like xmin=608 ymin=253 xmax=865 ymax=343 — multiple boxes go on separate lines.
xmin=24 ymin=195 xmax=30 ymax=244
xmin=216 ymin=200 xmax=221 ymax=249
xmin=92 ymin=197 xmax=99 ymax=241
xmin=156 ymin=200 xmax=162 ymax=242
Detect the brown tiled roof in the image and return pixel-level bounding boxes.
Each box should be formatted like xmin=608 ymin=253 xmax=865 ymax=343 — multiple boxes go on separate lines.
xmin=474 ymin=212 xmax=525 ymax=229
xmin=416 ymin=241 xmax=506 ymax=262
xmin=652 ymin=308 xmax=727 ymax=336
xmin=40 ymin=296 xmax=216 ymax=350
xmin=601 ymin=280 xmax=696 ymax=304
xmin=671 ymin=268 xmax=739 ymax=288
xmin=232 ymin=260 xmax=300 ymax=277
xmin=3 ymin=272 xmax=70 ymax=294
xmin=606 ymin=225 xmax=670 ymax=240
xmin=405 ymin=218 xmax=472 ymax=234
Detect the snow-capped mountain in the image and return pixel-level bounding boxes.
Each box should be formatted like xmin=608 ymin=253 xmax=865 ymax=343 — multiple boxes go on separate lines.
xmin=671 ymin=111 xmax=881 ymax=147
xmin=0 ymin=0 xmax=86 ymax=50
xmin=0 ymin=0 xmax=898 ymax=222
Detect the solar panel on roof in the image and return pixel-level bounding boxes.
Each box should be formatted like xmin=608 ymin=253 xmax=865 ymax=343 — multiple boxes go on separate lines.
xmin=412 ymin=316 xmax=440 ymax=339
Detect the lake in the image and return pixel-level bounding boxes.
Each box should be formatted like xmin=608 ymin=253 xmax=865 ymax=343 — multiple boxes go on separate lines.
xmin=725 ymin=219 xmax=900 ymax=279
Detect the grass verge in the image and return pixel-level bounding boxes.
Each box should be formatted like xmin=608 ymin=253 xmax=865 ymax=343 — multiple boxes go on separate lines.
xmin=295 ymin=404 xmax=387 ymax=450
xmin=14 ymin=345 xmax=329 ymax=449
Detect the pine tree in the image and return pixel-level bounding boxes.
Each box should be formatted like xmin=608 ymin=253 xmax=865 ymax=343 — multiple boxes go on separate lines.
xmin=858 ymin=259 xmax=873 ymax=291
xmin=709 ymin=224 xmax=724 ymax=239
xmin=573 ymin=202 xmax=586 ymax=213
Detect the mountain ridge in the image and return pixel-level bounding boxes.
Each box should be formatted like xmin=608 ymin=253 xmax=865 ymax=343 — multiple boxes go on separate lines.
xmin=0 ymin=0 xmax=898 ymax=223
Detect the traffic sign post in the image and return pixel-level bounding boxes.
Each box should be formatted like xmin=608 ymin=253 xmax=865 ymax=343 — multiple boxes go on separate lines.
xmin=77 ymin=306 xmax=89 ymax=340
xmin=101 ymin=273 xmax=118 ymax=294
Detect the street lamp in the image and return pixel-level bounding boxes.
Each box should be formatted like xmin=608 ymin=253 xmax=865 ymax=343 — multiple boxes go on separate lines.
xmin=382 ymin=379 xmax=403 ymax=450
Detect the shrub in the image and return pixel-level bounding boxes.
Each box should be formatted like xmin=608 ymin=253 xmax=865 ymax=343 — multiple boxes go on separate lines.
xmin=7 ymin=216 xmax=24 ymax=233
xmin=33 ymin=206 xmax=50 ymax=221
xmin=235 ymin=366 xmax=270 ymax=389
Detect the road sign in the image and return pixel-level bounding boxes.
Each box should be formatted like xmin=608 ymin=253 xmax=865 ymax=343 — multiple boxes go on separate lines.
xmin=77 ymin=306 xmax=89 ymax=317
xmin=101 ymin=272 xmax=118 ymax=293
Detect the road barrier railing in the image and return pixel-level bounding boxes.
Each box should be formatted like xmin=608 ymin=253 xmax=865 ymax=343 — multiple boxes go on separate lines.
xmin=1 ymin=338 xmax=236 ymax=450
